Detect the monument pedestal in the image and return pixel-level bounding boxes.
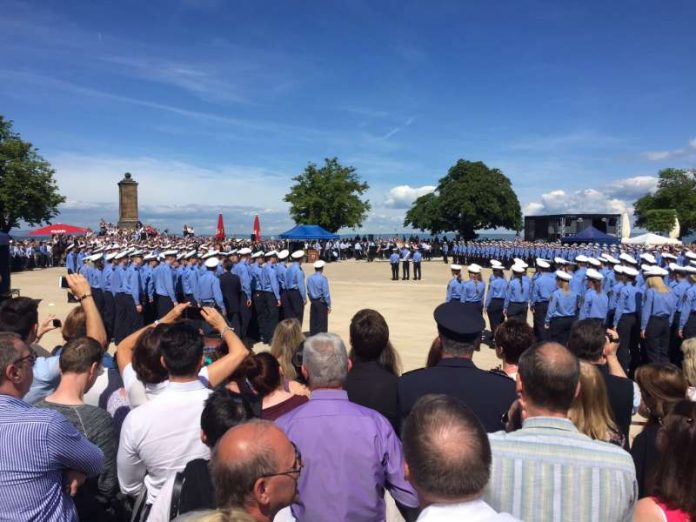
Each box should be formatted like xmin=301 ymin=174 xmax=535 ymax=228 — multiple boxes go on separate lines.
xmin=118 ymin=172 xmax=139 ymax=229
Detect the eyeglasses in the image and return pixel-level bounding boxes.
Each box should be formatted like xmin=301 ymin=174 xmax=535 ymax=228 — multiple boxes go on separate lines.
xmin=13 ymin=349 xmax=37 ymax=368
xmin=258 ymin=442 xmax=303 ymax=480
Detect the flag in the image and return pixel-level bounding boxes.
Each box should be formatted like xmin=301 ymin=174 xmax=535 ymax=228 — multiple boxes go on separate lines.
xmin=216 ymin=214 xmax=225 ymax=241
xmin=253 ymin=215 xmax=261 ymax=241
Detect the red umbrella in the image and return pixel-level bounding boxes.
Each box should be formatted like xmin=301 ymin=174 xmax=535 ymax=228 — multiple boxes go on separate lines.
xmin=253 ymin=215 xmax=261 ymax=241
xmin=215 ymin=214 xmax=225 ymax=241
xmin=29 ymin=223 xmax=89 ymax=236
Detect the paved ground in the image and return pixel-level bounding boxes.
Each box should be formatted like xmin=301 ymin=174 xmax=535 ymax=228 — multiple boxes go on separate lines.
xmin=14 ymin=259 xmax=506 ymax=371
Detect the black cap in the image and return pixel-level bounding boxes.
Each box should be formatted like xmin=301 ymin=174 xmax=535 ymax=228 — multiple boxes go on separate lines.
xmin=434 ymin=302 xmax=485 ymax=343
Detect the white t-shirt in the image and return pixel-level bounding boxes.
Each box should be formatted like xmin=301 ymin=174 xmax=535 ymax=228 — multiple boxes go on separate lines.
xmin=122 ymin=363 xmax=209 ymax=408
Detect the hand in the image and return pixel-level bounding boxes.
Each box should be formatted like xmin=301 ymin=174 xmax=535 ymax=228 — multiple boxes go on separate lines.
xmin=63 ymin=470 xmax=86 ymax=497
xmin=160 ymin=302 xmax=190 ymax=324
xmin=246 ymin=300 xmax=252 ymax=308
xmin=276 ymin=300 xmax=281 ymax=307
xmin=544 ymin=324 xmax=550 ymax=330
xmin=641 ymin=330 xmax=646 ymax=339
xmin=679 ymin=329 xmax=684 ymax=339
xmin=201 ymin=307 xmax=227 ymax=333
xmin=66 ymin=274 xmax=91 ymax=298
xmin=37 ymin=315 xmax=59 ymax=339
xmin=603 ymin=329 xmax=619 ymax=358
xmin=135 ymin=304 xmax=143 ymax=313
xmin=328 ymin=308 xmax=332 ymax=315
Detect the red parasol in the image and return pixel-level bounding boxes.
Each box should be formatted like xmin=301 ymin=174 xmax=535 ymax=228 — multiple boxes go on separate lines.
xmin=215 ymin=214 xmax=225 ymax=241
xmin=29 ymin=223 xmax=89 ymax=236
xmin=253 ymin=215 xmax=261 ymax=241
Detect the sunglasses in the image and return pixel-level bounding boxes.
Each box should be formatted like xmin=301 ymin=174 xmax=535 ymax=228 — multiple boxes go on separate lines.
xmin=14 ymin=349 xmax=37 ymax=368
xmin=258 ymin=442 xmax=303 ymax=480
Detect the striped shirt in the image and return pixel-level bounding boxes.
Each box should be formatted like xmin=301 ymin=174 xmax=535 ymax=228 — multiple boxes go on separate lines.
xmin=485 ymin=417 xmax=637 ymax=522
xmin=0 ymin=395 xmax=104 ymax=522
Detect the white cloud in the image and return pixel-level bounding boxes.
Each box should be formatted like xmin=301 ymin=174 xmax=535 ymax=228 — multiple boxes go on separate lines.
xmin=605 ymin=176 xmax=659 ymax=199
xmin=642 ymin=137 xmax=696 ymax=161
xmin=384 ymin=185 xmax=435 ymax=209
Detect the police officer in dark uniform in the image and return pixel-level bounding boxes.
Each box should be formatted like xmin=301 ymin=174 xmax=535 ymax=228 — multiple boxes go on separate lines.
xmin=397 ymin=301 xmax=517 ymax=432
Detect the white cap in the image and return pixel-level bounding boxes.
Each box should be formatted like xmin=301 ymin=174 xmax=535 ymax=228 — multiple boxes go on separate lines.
xmin=683 ymin=265 xmax=696 ymax=274
xmin=511 ymin=264 xmax=526 ymax=274
xmin=115 ymin=251 xmax=128 ymax=260
xmin=105 ymin=252 xmax=118 ymax=261
xmin=668 ymin=262 xmax=682 ymax=272
xmin=575 ymin=254 xmax=589 ymax=263
xmin=619 ymin=253 xmax=637 ymax=265
xmin=513 ymin=257 xmax=524 ymax=264
xmin=251 ymin=251 xmax=263 ymax=259
xmin=238 ymin=247 xmax=252 ymax=256
xmin=604 ymin=255 xmax=620 ymax=264
xmin=205 ymin=257 xmax=220 ymax=269
xmin=450 ymin=264 xmax=462 ymax=271
xmin=586 ymin=268 xmax=604 ymax=281
xmin=162 ymin=250 xmax=178 ymax=257
xmin=144 ymin=254 xmax=157 ymax=261
xmin=640 ymin=253 xmax=657 ymax=264
xmin=554 ymin=257 xmax=568 ymax=265
xmin=536 ymin=259 xmax=550 ymax=269
xmin=314 ymin=260 xmax=326 ymax=269
xmin=184 ymin=251 xmax=196 ymax=259
xmin=587 ymin=257 xmax=601 ymax=267
xmin=662 ymin=253 xmax=676 ymax=260
xmin=291 ymin=250 xmax=305 ymax=259
xmin=265 ymin=250 xmax=277 ymax=258
xmin=467 ymin=264 xmax=482 ymax=274
xmin=644 ymin=266 xmax=668 ymax=277
xmin=202 ymin=250 xmax=219 ymax=259
xmin=623 ymin=266 xmax=639 ymax=277
xmin=685 ymin=251 xmax=696 ymax=260
xmin=555 ymin=270 xmax=572 ymax=281
xmin=490 ymin=259 xmax=502 ymax=267
xmin=87 ymin=253 xmax=103 ymax=262
xmin=176 ymin=254 xmax=185 ymax=261
xmin=614 ymin=265 xmax=625 ymax=274
xmin=277 ymin=249 xmax=289 ymax=260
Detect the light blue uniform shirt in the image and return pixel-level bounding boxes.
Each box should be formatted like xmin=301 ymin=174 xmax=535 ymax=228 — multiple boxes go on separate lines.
xmin=641 ymin=288 xmax=676 ymax=330
xmin=307 ymin=272 xmax=331 ymax=307
xmin=613 ymin=284 xmax=641 ymax=328
xmin=504 ymin=277 xmax=531 ymax=310
xmin=461 ymin=279 xmax=485 ymax=303
xmin=232 ymin=260 xmax=252 ymax=297
xmin=197 ymin=270 xmax=226 ymax=314
xmin=545 ymin=288 xmax=579 ymax=324
xmin=111 ymin=264 xmax=125 ymax=296
xmin=679 ymin=285 xmax=696 ymax=330
xmin=485 ymin=276 xmax=507 ymax=308
xmin=531 ymin=273 xmax=556 ymax=304
xmin=578 ymin=288 xmax=608 ymax=321
xmin=122 ymin=265 xmax=141 ymax=305
xmin=285 ymin=263 xmax=307 ymax=302
xmin=154 ymin=262 xmax=177 ymax=302
xmin=446 ymin=277 xmax=463 ymax=302
xmin=260 ymin=264 xmax=281 ymax=300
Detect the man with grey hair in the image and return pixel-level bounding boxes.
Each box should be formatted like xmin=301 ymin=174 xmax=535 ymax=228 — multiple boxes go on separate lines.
xmin=402 ymin=394 xmax=518 ymax=521
xmin=276 ymin=333 xmax=419 ymax=521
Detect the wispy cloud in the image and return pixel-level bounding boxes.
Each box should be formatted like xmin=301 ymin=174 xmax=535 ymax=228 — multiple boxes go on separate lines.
xmin=510 ymin=130 xmax=624 ymax=152
xmin=382 ymin=116 xmax=415 ymax=140
xmin=642 ymin=137 xmax=696 ymax=161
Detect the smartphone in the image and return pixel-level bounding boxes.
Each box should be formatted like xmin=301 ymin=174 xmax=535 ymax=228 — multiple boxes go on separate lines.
xmin=52 ymin=319 xmax=62 ymax=328
xmin=59 ymin=276 xmax=69 ymax=289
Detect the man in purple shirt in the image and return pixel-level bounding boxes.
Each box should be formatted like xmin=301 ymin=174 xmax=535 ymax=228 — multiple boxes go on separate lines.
xmin=276 ymin=333 xmax=419 ymax=521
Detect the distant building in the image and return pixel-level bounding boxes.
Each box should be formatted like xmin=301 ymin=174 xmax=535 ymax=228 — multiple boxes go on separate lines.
xmin=524 ymin=213 xmax=626 ymax=242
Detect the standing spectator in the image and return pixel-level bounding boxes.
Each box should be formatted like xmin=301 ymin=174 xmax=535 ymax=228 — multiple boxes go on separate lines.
xmin=681 ymin=338 xmax=696 ymax=400
xmin=0 ymin=332 xmax=104 ymax=521
xmin=345 ymin=309 xmax=402 ymax=432
xmin=402 ymin=395 xmax=518 ymax=521
xmin=276 ymin=333 xmax=419 ymax=521
xmin=269 ymin=319 xmax=308 ymax=393
xmin=485 ymin=342 xmax=637 ymax=522
xmin=492 ymin=319 xmax=534 ymax=380
xmin=631 ymin=363 xmax=687 ymax=498
xmin=35 ymin=337 xmax=118 ymax=520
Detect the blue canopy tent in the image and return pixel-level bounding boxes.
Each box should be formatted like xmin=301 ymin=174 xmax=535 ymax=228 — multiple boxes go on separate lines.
xmin=560 ymin=225 xmax=619 ymax=245
xmin=279 ymin=224 xmax=340 ymax=240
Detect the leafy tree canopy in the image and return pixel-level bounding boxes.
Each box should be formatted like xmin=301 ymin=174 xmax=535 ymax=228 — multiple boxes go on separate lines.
xmin=284 ymin=157 xmax=370 ymax=233
xmin=634 ymin=168 xmax=696 ymax=239
xmin=404 ymin=159 xmax=522 ymax=241
xmin=640 ymin=209 xmax=677 ymax=235
xmin=0 ymin=116 xmax=65 ymax=233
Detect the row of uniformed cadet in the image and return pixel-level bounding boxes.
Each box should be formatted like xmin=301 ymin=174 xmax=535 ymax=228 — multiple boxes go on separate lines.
xmin=75 ymin=246 xmax=332 ymax=345
xmin=445 ymin=251 xmax=696 ymax=374
xmin=388 ymin=246 xmax=423 ymax=281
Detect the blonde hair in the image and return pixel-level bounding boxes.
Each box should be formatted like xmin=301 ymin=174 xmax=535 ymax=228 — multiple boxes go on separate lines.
xmin=269 ymin=319 xmax=304 ymax=380
xmin=568 ymin=361 xmax=618 ymax=442
xmin=680 ymin=338 xmax=696 ymax=388
xmin=647 ymin=276 xmax=669 ymax=294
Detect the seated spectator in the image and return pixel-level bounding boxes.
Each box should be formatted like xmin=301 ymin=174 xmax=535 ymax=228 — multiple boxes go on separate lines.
xmin=269 ymin=319 xmax=308 ymax=394
xmin=117 ymin=310 xmax=247 ymax=514
xmin=0 ymin=332 xmax=104 ymax=520
xmin=634 ymin=400 xmax=696 ymax=522
xmin=35 ymin=336 xmax=119 ymax=520
xmin=492 ymin=319 xmax=534 ymax=380
xmin=632 ymin=363 xmax=687 ymax=498
xmin=485 ymin=342 xmax=637 ymax=522
xmin=345 ymin=309 xmax=401 ymax=432
xmin=228 ymin=353 xmax=308 ymax=421
xmin=569 ymin=361 xmax=624 ymax=446
xmin=210 ymin=420 xmax=299 ymax=522
xmin=149 ymin=388 xmax=258 ymax=522
xmin=276 ymin=333 xmax=419 ymax=521
xmin=0 ymin=274 xmax=107 ymax=403
xmin=398 ymin=302 xmax=516 ymax=432
xmin=567 ymin=319 xmax=637 ymax=444
xmin=402 ymin=394 xmax=519 ymax=521
xmin=680 ymin=338 xmax=696 ymax=401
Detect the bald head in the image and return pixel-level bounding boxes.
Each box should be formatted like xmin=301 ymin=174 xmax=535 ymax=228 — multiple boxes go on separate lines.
xmin=518 ymin=342 xmax=580 ymax=414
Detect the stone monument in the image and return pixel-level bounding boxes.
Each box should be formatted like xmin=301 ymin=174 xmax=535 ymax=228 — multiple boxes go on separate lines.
xmin=118 ymin=172 xmax=139 ymax=229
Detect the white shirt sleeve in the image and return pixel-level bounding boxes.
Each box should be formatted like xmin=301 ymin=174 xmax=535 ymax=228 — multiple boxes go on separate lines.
xmin=632 ymin=381 xmax=642 ymax=415
xmin=198 ymin=366 xmax=210 ymax=387
xmin=117 ymin=411 xmax=147 ymax=496
xmin=147 ymin=473 xmax=176 ymax=522
xmin=273 ymin=507 xmax=296 ymax=522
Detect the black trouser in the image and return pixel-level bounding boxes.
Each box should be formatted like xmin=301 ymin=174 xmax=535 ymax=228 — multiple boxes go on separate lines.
xmin=114 ymin=294 xmax=141 ymax=344
xmin=156 ymin=295 xmax=174 ymax=319
xmin=684 ymin=313 xmax=696 ymax=340
xmin=644 ymin=315 xmax=670 ymax=364
xmin=310 ymin=299 xmax=329 ymax=336
xmin=402 ymin=261 xmax=410 ymax=280
xmin=391 ymin=263 xmax=399 ymax=280
xmin=487 ymin=298 xmax=505 ymax=341
xmin=102 ymin=292 xmax=116 ymax=341
xmin=533 ymin=301 xmax=549 ymax=341
xmin=92 ymin=288 xmax=105 ymax=324
xmin=239 ymin=293 xmax=252 ymax=340
xmin=606 ymin=309 xmax=616 ymax=330
xmin=257 ymin=291 xmax=279 ymax=343
xmin=617 ymin=313 xmax=638 ymax=373
xmin=184 ymin=293 xmax=196 ymax=307
xmin=443 ymin=253 xmax=448 ymax=264
xmin=507 ymin=302 xmax=528 ymax=323
xmin=669 ymin=312 xmax=683 ymax=366
xmin=413 ymin=262 xmax=421 ymax=280
xmin=548 ymin=316 xmax=575 ymax=346
xmin=284 ymin=289 xmax=305 ymax=326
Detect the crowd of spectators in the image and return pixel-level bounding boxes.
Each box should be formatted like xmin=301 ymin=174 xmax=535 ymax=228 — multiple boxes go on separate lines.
xmin=2 ymin=275 xmax=696 ymax=521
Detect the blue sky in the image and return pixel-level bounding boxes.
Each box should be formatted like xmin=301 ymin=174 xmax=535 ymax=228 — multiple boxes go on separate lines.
xmin=2 ymin=0 xmax=695 ymax=235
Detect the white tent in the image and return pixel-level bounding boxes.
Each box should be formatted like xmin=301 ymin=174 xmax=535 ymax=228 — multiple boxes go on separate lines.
xmin=623 ymin=233 xmax=682 ymax=245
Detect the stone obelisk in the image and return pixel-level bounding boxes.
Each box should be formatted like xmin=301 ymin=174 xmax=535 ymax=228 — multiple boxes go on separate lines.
xmin=118 ymin=172 xmax=139 ymax=229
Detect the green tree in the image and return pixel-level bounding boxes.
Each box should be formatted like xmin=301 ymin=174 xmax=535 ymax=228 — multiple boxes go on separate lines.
xmin=634 ymin=168 xmax=696 ymax=239
xmin=284 ymin=157 xmax=370 ymax=232
xmin=0 ymin=116 xmax=65 ymax=233
xmin=404 ymin=159 xmax=522 ymax=240
xmin=640 ymin=209 xmax=677 ymax=235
